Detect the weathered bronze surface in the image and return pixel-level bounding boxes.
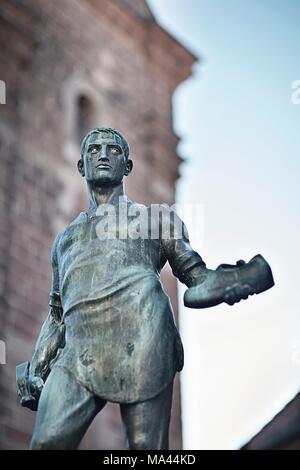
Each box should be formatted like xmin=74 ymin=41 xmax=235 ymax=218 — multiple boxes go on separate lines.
xmin=16 ymin=127 xmax=274 ymax=450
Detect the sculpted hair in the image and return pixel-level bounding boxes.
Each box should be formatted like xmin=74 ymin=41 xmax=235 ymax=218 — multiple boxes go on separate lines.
xmin=80 ymin=127 xmax=130 ymax=160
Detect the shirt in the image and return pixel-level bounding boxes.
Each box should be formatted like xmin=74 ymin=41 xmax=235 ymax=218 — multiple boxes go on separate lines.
xmin=51 ymin=198 xmax=204 ymax=403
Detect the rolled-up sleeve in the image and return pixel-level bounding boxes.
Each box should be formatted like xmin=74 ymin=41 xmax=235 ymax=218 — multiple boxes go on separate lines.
xmin=49 ymin=233 xmax=62 ymax=308
xmin=160 ymin=206 xmax=205 ymax=285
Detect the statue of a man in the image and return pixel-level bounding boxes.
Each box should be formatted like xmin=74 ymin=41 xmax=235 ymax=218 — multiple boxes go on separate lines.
xmin=17 ymin=127 xmax=274 ymax=450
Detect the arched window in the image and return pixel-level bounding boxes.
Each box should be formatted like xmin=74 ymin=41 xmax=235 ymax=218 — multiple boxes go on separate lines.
xmin=76 ymin=95 xmax=93 ymax=146
xmin=0 ymin=80 xmax=6 ymax=104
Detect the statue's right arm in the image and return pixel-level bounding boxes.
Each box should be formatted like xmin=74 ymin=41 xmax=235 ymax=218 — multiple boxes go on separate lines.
xmin=28 ymin=233 xmax=65 ymax=396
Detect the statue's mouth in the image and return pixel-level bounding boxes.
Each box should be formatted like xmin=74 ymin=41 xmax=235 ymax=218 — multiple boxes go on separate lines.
xmin=96 ymin=164 xmax=111 ymax=169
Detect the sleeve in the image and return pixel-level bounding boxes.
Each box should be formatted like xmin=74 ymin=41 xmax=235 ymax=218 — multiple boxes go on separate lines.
xmin=49 ymin=232 xmax=62 ymax=316
xmin=160 ymin=205 xmax=206 ymax=285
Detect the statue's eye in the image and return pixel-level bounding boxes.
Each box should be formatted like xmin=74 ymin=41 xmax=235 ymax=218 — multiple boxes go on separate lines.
xmin=90 ymin=147 xmax=98 ymax=154
xmin=110 ymin=147 xmax=120 ymax=155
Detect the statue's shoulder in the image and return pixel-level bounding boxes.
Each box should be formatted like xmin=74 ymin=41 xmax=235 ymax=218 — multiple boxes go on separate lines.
xmin=128 ymin=200 xmax=169 ymax=213
xmin=68 ymin=211 xmax=87 ymax=227
xmin=125 ymin=200 xmax=181 ymax=227
xmin=127 ymin=199 xmax=148 ymax=212
xmin=53 ymin=212 xmax=87 ymax=247
xmin=150 ymin=204 xmax=187 ymax=240
xmin=149 ymin=203 xmax=176 ymax=221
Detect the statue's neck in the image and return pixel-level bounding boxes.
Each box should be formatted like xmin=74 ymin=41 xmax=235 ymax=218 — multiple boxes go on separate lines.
xmin=87 ymin=181 xmax=125 ymax=208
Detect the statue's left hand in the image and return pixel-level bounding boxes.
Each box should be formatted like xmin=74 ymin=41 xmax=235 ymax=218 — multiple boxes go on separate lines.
xmin=184 ymin=254 xmax=274 ymax=309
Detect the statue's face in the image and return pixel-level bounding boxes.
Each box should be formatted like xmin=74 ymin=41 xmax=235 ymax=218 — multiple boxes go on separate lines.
xmin=79 ymin=131 xmax=131 ymax=185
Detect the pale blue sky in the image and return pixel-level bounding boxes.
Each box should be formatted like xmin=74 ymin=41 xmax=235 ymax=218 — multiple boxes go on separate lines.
xmin=148 ymin=0 xmax=300 ymax=449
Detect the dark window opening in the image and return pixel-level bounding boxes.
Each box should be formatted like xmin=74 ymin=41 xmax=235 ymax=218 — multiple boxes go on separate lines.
xmin=76 ymin=95 xmax=93 ymax=146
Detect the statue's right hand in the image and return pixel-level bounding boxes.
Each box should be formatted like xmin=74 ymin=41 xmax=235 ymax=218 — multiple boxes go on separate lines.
xmin=16 ymin=362 xmax=45 ymax=411
xmin=28 ymin=375 xmax=44 ymax=401
xmin=19 ymin=375 xmax=44 ymax=411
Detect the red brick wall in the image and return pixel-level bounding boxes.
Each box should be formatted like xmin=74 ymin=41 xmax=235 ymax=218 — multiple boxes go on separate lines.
xmin=0 ymin=0 xmax=196 ymax=450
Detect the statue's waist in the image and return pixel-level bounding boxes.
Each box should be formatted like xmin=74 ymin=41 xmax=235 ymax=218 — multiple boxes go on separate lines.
xmin=61 ymin=268 xmax=168 ymax=318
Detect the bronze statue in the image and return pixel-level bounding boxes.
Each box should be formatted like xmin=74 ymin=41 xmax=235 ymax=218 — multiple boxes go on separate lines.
xmin=16 ymin=128 xmax=274 ymax=450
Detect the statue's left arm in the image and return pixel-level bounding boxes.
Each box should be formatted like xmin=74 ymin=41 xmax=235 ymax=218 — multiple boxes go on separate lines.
xmin=161 ymin=207 xmax=274 ymax=309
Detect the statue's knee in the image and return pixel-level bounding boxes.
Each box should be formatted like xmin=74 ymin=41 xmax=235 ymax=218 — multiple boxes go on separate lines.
xmin=30 ymin=432 xmax=57 ymax=450
xmin=128 ymin=433 xmax=149 ymax=450
xmin=128 ymin=431 xmax=168 ymax=450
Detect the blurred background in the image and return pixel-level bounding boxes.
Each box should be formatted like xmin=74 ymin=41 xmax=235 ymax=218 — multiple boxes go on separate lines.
xmin=0 ymin=0 xmax=300 ymax=450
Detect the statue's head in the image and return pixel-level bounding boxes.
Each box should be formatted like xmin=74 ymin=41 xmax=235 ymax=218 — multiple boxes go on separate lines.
xmin=77 ymin=127 xmax=133 ymax=185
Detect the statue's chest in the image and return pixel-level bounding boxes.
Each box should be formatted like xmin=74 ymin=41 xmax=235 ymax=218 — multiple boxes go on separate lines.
xmin=58 ymin=219 xmax=160 ymax=267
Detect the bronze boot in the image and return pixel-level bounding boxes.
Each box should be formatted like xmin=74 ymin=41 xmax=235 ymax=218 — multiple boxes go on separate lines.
xmin=184 ymin=254 xmax=274 ymax=309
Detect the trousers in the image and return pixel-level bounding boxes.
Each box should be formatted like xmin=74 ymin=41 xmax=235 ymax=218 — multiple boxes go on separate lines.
xmin=30 ymin=366 xmax=173 ymax=450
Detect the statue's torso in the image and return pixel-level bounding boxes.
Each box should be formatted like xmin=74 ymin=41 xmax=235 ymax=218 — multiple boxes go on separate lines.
xmin=53 ymin=200 xmax=183 ymax=403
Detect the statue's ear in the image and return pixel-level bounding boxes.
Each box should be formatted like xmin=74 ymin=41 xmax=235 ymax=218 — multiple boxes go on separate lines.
xmin=124 ymin=159 xmax=133 ymax=176
xmin=77 ymin=159 xmax=85 ymax=177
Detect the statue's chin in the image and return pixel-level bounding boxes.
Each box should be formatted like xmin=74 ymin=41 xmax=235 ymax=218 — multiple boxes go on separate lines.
xmin=88 ymin=175 xmax=122 ymax=187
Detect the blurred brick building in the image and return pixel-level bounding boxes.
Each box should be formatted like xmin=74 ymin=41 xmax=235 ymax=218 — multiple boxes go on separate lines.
xmin=242 ymin=391 xmax=300 ymax=450
xmin=0 ymin=0 xmax=196 ymax=449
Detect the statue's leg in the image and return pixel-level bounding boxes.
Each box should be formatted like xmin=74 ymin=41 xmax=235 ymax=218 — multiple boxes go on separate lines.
xmin=30 ymin=366 xmax=106 ymax=450
xmin=120 ymin=381 xmax=173 ymax=450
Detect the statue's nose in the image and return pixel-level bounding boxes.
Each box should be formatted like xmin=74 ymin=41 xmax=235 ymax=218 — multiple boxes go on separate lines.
xmin=99 ymin=155 xmax=109 ymax=162
xmin=99 ymin=146 xmax=108 ymax=159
